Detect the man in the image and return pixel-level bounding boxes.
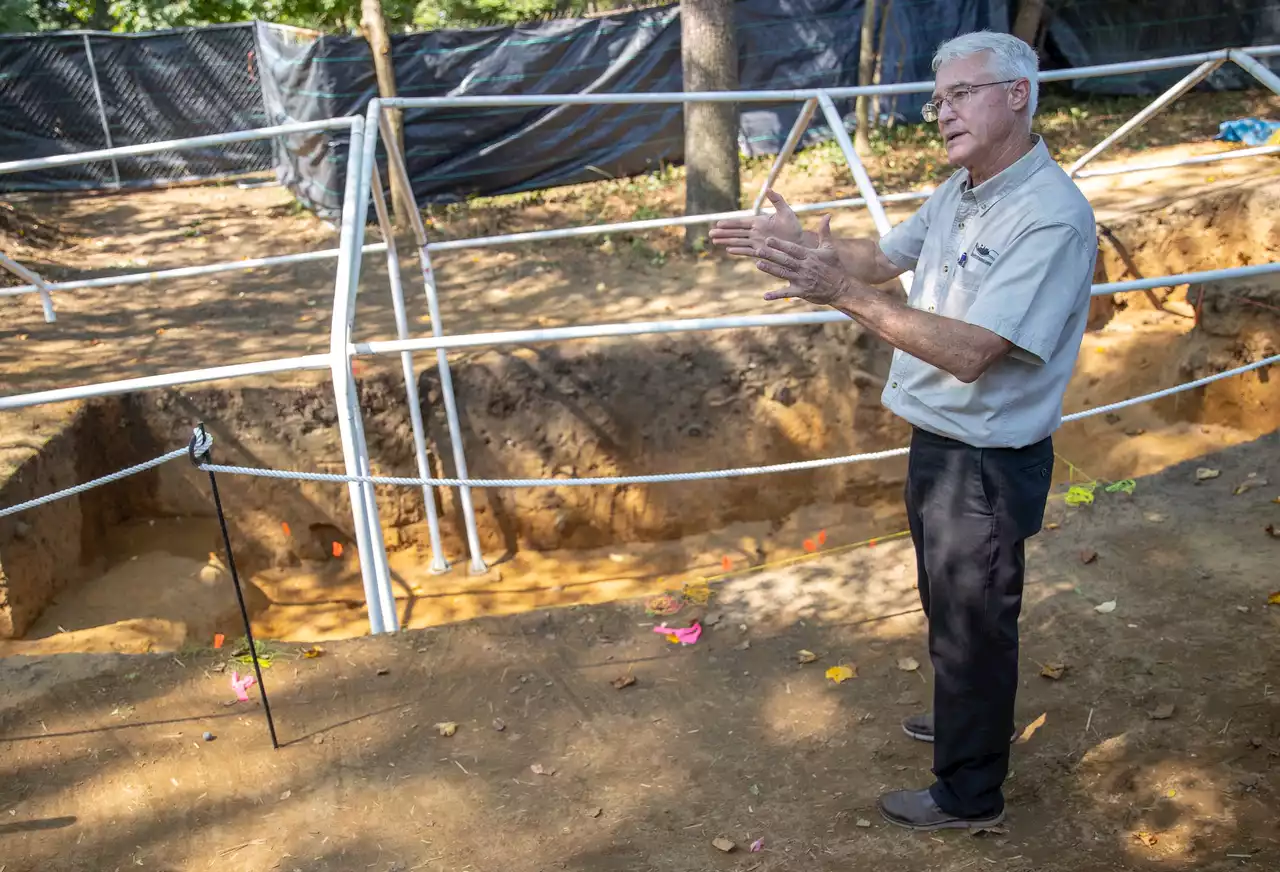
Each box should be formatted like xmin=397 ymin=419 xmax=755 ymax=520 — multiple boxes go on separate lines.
xmin=710 ymin=31 xmax=1096 ymax=831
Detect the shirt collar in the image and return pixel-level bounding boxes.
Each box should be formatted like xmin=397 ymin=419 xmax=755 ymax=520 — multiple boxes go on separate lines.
xmin=961 ymin=134 xmax=1051 ymax=214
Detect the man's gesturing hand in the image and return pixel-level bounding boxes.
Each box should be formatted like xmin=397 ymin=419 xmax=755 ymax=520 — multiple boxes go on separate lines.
xmin=756 ymin=215 xmax=851 ymax=307
xmin=708 ymin=189 xmax=802 ymax=255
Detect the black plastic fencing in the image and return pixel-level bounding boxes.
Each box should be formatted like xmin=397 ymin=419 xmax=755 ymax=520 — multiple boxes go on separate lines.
xmin=1 ymin=1 xmax=1278 ymax=207
xmin=0 ymin=24 xmax=271 ymax=192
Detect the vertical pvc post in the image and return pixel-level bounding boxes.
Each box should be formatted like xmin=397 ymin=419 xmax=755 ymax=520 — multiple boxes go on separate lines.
xmin=348 ymin=102 xmax=400 ymax=633
xmin=1067 ymin=58 xmax=1224 ymax=176
xmin=1229 ymin=49 xmax=1280 ymax=97
xmin=752 ymin=98 xmax=818 ymax=213
xmin=815 ymin=92 xmax=893 ymax=236
xmin=377 ymin=109 xmax=488 ymax=574
xmin=82 ymin=34 xmax=122 ymax=189
xmin=0 ymin=251 xmax=55 ymax=323
xmin=327 ymin=115 xmax=390 ymax=634
xmin=368 ymin=161 xmax=450 ymax=574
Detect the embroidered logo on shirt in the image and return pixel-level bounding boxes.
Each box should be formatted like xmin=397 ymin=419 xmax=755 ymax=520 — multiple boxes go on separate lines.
xmin=970 ymin=243 xmax=997 ymax=266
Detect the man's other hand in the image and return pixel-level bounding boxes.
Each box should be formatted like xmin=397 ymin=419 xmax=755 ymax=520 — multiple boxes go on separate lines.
xmin=708 ymin=189 xmax=802 ymax=256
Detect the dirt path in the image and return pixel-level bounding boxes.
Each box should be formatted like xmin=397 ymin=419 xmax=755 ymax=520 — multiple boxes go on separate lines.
xmin=1 ymin=435 xmax=1277 ymax=872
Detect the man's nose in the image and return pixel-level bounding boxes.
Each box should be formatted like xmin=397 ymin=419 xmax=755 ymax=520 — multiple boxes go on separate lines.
xmin=937 ymin=98 xmax=959 ymax=124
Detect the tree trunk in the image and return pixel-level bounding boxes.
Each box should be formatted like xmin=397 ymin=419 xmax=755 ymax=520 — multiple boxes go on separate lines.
xmin=90 ymin=0 xmax=114 ymax=31
xmin=1012 ymin=0 xmax=1049 ymax=47
xmin=360 ymin=0 xmax=413 ymax=228
xmin=681 ymin=0 xmax=740 ymax=249
xmin=869 ymin=0 xmax=894 ymax=124
xmin=853 ymin=0 xmax=879 ymax=155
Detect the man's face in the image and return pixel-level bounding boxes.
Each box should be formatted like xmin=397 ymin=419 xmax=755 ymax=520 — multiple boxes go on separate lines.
xmin=931 ymin=53 xmax=1022 ymax=167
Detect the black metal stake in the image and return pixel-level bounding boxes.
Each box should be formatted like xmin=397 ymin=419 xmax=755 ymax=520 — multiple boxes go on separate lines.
xmin=190 ymin=424 xmax=279 ymax=750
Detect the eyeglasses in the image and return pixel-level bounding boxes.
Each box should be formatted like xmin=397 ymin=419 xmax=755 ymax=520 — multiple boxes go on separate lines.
xmin=921 ymin=79 xmax=1019 ymax=123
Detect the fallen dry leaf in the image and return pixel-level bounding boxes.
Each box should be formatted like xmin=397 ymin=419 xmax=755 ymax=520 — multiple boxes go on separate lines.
xmin=971 ymin=825 xmax=1009 ymax=837
xmin=749 ymin=838 xmax=765 ymax=853
xmin=611 ymin=674 xmax=637 ymax=690
xmin=826 ymin=665 xmax=857 ymax=684
xmin=1148 ymin=703 xmax=1176 ymax=721
xmin=1016 ymin=712 xmax=1048 ymax=744
xmin=434 ymin=722 xmax=458 ymax=737
xmin=797 ymin=649 xmax=819 ymax=664
xmin=588 ymin=807 xmax=603 ymax=818
xmin=1134 ymin=831 xmax=1158 ymax=847
xmin=1079 ymin=548 xmax=1098 ymax=565
xmin=1269 ymin=591 xmax=1280 ymax=605
xmin=301 ymin=646 xmax=324 ymax=659
xmin=712 ymin=837 xmax=736 ymax=853
xmin=492 ymin=718 xmax=506 ymax=732
xmin=1234 ymin=475 xmax=1268 ymax=495
xmin=855 ymin=818 xmax=872 ymax=828
xmin=530 ymin=763 xmax=556 ymax=776
xmin=897 ymin=657 xmax=920 ymax=672
xmin=1094 ymin=600 xmax=1117 ymax=614
xmin=1040 ymin=662 xmax=1068 ymax=680
xmin=1045 ymin=522 xmax=1060 ymax=530
xmin=1195 ymin=467 xmax=1221 ymax=482
xmin=279 ymin=789 xmax=291 ymax=801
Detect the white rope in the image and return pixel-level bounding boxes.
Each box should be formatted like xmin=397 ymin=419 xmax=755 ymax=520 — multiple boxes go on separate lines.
xmin=1061 ymin=352 xmax=1278 ymax=422
xmin=4 ymin=354 xmax=1272 ymax=511
xmin=199 ymin=446 xmax=913 ymax=488
xmin=197 ymin=354 xmax=1277 ymax=489
xmin=0 ymin=447 xmax=189 ymax=519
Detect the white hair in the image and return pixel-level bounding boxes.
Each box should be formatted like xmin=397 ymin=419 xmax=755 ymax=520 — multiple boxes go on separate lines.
xmin=932 ymin=31 xmax=1040 ymax=115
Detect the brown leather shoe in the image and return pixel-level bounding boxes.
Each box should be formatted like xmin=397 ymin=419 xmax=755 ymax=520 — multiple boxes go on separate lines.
xmin=879 ymin=788 xmax=1006 ymax=832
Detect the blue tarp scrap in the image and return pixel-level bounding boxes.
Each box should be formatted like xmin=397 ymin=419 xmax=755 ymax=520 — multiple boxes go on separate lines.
xmin=1215 ymin=118 xmax=1280 ymax=147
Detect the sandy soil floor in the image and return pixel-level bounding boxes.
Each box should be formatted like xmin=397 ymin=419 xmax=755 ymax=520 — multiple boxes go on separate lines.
xmin=1 ymin=434 xmax=1277 ymax=872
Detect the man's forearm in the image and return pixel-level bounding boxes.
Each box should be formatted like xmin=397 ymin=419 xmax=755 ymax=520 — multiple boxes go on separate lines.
xmin=801 ymin=233 xmax=902 ymax=286
xmin=832 ymin=283 xmax=1010 ymax=383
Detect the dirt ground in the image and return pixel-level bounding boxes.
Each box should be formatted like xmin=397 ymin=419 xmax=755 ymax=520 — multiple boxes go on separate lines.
xmin=1 ymin=435 xmax=1278 ymax=872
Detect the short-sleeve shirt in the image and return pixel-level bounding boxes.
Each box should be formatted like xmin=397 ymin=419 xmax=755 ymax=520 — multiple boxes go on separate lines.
xmin=877 ymin=135 xmax=1096 ymax=449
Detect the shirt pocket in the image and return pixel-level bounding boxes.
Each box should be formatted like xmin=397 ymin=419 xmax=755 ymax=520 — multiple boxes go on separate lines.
xmin=939 ymin=264 xmax=988 ymax=320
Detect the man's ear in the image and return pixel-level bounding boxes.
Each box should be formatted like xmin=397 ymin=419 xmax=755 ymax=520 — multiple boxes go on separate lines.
xmin=1008 ymin=77 xmax=1031 ymax=113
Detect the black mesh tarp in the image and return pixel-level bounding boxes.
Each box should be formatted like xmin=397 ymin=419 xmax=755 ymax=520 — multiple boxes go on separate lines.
xmin=1047 ymin=0 xmax=1280 ymax=94
xmin=255 ymin=0 xmax=1009 ymax=216
xmin=0 ymin=24 xmax=271 ymax=192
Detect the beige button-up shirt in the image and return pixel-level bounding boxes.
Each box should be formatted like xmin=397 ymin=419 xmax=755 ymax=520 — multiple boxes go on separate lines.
xmin=877 ymin=136 xmax=1096 ymax=448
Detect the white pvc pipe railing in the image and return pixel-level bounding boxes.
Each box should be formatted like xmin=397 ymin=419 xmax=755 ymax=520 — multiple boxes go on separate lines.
xmin=1073 ymin=144 xmax=1280 ymax=179
xmin=1068 ymin=59 xmax=1226 ymax=176
xmin=0 ymin=244 xmax=389 ymax=299
xmin=0 ymin=250 xmax=56 ymax=321
xmin=351 ymin=261 xmax=1280 ymax=359
xmin=0 ymin=117 xmax=358 ymax=177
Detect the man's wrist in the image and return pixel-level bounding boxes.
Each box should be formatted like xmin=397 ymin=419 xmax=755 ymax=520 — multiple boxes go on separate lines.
xmin=831 ymin=277 xmax=870 ymax=313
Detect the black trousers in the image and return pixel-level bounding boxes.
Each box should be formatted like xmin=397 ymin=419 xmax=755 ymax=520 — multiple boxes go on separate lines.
xmin=904 ymin=426 xmax=1054 ymax=818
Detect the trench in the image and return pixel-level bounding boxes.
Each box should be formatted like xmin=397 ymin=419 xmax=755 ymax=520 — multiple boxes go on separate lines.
xmin=0 ymin=183 xmax=1276 ymax=653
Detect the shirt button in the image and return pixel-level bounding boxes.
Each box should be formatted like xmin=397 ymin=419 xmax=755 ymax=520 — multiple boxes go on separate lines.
xmin=943 ymin=265 xmax=949 ymax=273
xmin=928 ymin=306 xmax=935 ymax=312
xmin=892 ymin=382 xmax=898 ymax=389
xmin=959 ymin=222 xmax=965 ymax=229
